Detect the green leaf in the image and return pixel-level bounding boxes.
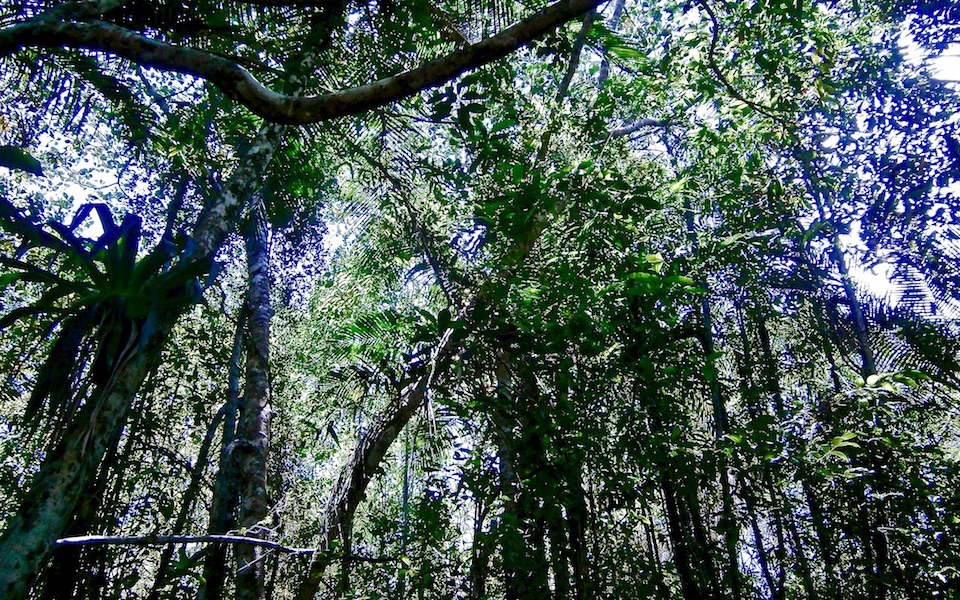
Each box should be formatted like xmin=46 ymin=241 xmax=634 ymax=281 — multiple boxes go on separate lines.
xmin=437 ymin=307 xmax=451 ymax=332
xmin=607 ymin=43 xmax=647 ymax=62
xmin=0 ymin=145 xmax=43 ymax=176
xmin=830 ymin=431 xmax=860 ymax=450
xmin=490 ymin=119 xmax=517 ymax=134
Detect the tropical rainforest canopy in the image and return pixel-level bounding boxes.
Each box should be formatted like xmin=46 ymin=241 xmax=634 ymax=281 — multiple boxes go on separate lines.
xmin=0 ymin=0 xmax=959 ymax=598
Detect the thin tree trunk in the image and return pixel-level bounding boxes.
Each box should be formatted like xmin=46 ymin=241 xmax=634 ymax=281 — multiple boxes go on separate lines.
xmin=493 ymin=359 xmax=527 ymax=600
xmin=660 ymin=478 xmax=703 ymax=600
xmin=641 ymin=502 xmax=671 ymax=599
xmin=687 ymin=488 xmax=723 ymax=599
xmin=769 ymin=498 xmax=790 ymax=600
xmin=631 ymin=334 xmax=712 ymax=599
xmin=493 ymin=355 xmax=555 ymax=600
xmin=741 ymin=475 xmax=778 ymax=600
xmin=829 ymin=237 xmax=878 ymax=378
xmin=801 ymin=475 xmax=840 ymax=599
xmin=396 ymin=427 xmax=412 ymax=599
xmin=469 ymin=498 xmax=492 ymax=599
xmin=784 ymin=508 xmax=818 ymax=600
xmin=567 ymin=501 xmax=590 ymax=599
xmin=547 ymin=510 xmax=571 ymax=600
xmin=756 ymin=316 xmax=784 ymax=417
xmin=804 ymin=154 xmax=888 ymax=599
xmin=756 ymin=313 xmax=833 ymax=599
xmin=235 ymin=197 xmax=274 ymax=600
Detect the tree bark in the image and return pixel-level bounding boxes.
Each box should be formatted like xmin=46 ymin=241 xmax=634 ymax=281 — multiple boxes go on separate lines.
xmin=234 ymin=197 xmax=274 ymax=600
xmin=294 ymin=359 xmax=435 ymax=600
xmin=38 ymin=413 xmax=125 ymax=600
xmin=660 ymin=477 xmax=705 ymax=600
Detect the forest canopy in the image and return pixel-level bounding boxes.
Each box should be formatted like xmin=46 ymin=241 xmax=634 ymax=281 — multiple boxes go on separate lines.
xmin=0 ymin=0 xmax=959 ymax=599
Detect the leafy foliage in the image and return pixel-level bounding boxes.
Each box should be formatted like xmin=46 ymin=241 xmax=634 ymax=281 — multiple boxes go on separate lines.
xmin=1 ymin=0 xmax=959 ymax=599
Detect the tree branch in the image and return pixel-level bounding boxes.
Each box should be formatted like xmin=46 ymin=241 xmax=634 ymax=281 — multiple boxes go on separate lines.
xmin=55 ymin=534 xmax=396 ymax=562
xmin=610 ymin=117 xmax=673 ymax=138
xmin=0 ymin=0 xmax=603 ymax=124
xmin=56 ymin=534 xmax=315 ymax=554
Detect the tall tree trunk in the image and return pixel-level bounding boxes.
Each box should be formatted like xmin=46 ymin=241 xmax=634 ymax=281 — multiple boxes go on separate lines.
xmin=756 ymin=312 xmax=835 ymax=599
xmin=741 ymin=475 xmax=779 ymax=600
xmin=784 ymin=508 xmax=818 ymax=600
xmin=804 ymin=154 xmax=889 ymax=600
xmin=687 ymin=487 xmax=723 ymax=599
xmin=294 ymin=359 xmax=433 ymax=599
xmin=566 ymin=471 xmax=591 ymax=600
xmin=469 ymin=498 xmax=492 ymax=599
xmin=38 ymin=416 xmax=125 ymax=600
xmin=396 ymin=427 xmax=412 ymax=599
xmin=660 ymin=477 xmax=704 ymax=600
xmin=629 ymin=319 xmax=716 ymax=599
xmin=235 ymin=197 xmax=274 ymax=600
xmin=547 ymin=508 xmax=571 ymax=600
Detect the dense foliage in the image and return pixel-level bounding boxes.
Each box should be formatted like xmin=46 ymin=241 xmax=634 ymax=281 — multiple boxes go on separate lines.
xmin=1 ymin=0 xmax=959 ymax=598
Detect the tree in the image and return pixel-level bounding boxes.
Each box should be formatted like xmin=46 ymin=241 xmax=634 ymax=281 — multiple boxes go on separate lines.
xmin=1 ymin=0 xmax=959 ymax=598
xmin=0 ymin=1 xmax=600 ymax=597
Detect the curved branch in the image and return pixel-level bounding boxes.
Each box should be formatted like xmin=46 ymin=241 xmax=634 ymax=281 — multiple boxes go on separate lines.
xmin=0 ymin=0 xmax=603 ymax=124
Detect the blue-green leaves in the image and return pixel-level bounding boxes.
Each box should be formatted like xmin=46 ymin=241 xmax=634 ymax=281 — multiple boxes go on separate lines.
xmin=0 ymin=200 xmax=214 ymax=332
